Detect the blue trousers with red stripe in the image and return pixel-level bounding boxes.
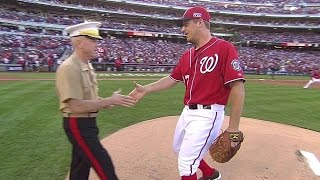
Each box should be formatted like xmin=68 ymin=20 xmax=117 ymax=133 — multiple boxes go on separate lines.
xmin=63 ymin=117 xmax=118 ymax=180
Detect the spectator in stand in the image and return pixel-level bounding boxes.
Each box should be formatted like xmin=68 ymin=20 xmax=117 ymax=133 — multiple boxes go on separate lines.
xmin=269 ymin=62 xmax=281 ymax=80
xmin=114 ymin=55 xmax=123 ymax=71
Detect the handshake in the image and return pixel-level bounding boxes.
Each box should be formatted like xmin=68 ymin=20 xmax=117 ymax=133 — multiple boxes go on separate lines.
xmin=101 ymin=81 xmax=146 ymax=109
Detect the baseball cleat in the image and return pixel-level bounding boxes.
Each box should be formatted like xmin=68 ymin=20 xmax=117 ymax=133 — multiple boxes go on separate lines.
xmin=198 ymin=170 xmax=221 ymax=180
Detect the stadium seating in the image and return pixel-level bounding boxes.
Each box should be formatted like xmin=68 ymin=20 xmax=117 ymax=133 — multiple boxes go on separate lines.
xmin=0 ymin=0 xmax=319 ymax=74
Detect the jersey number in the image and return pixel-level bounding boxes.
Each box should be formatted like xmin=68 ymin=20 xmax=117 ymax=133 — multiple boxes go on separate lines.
xmin=183 ymin=75 xmax=190 ymax=87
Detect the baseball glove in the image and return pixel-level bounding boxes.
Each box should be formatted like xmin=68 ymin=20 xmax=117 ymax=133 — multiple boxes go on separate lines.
xmin=209 ymin=131 xmax=244 ymax=163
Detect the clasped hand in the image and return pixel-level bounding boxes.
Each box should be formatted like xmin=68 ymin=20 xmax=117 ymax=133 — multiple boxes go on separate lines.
xmin=107 ymin=89 xmax=136 ymax=108
xmin=128 ymin=81 xmax=147 ymax=102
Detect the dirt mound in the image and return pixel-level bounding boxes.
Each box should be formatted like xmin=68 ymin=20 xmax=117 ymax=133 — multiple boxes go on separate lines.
xmin=85 ymin=116 xmax=320 ymax=180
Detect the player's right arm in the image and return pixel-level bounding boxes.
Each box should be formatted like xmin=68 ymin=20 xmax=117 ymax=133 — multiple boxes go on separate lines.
xmin=145 ymin=76 xmax=178 ymax=93
xmin=129 ymin=52 xmax=187 ymax=102
xmin=129 ymin=76 xmax=178 ymax=102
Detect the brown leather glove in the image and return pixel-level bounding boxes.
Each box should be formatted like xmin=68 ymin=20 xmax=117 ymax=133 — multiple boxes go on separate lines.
xmin=209 ymin=131 xmax=244 ymax=163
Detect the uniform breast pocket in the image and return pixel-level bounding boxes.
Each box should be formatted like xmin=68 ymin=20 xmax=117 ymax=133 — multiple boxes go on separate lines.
xmin=82 ymin=72 xmax=92 ymax=99
xmin=91 ymin=71 xmax=98 ymax=86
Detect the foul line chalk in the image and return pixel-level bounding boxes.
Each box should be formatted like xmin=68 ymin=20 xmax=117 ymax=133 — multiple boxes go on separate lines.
xmin=299 ymin=150 xmax=320 ymax=176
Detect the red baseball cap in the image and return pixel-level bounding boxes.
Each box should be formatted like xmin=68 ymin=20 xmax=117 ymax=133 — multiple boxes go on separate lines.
xmin=176 ymin=6 xmax=211 ymax=26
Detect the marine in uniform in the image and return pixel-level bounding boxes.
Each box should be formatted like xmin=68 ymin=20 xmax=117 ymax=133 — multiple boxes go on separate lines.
xmin=56 ymin=21 xmax=135 ymax=180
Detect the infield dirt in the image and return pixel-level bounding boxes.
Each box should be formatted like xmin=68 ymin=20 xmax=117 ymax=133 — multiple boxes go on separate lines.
xmin=87 ymin=116 xmax=320 ymax=180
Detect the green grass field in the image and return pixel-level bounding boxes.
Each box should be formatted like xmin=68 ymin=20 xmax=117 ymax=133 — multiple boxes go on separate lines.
xmin=0 ymin=72 xmax=319 ymax=180
xmin=0 ymin=72 xmax=311 ymax=80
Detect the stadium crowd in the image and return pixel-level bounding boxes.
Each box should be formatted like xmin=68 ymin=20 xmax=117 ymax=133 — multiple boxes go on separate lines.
xmin=0 ymin=7 xmax=181 ymax=33
xmin=239 ymin=47 xmax=319 ymax=74
xmin=26 ymin=0 xmax=320 ymax=15
xmin=0 ymin=34 xmax=69 ymax=70
xmin=1 ymin=6 xmax=320 ymax=43
xmin=2 ymin=0 xmax=320 ymax=35
xmin=0 ymin=0 xmax=319 ymax=74
xmin=2 ymin=6 xmax=319 ymax=28
xmin=238 ymin=31 xmax=320 ymax=43
xmin=0 ymin=34 xmax=186 ymax=70
xmin=214 ymin=16 xmax=319 ymax=27
xmin=1 ymin=33 xmax=318 ymax=74
xmin=221 ymin=0 xmax=320 ymax=3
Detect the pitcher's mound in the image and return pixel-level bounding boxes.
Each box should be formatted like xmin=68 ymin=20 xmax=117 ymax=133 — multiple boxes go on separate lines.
xmin=87 ymin=116 xmax=320 ymax=180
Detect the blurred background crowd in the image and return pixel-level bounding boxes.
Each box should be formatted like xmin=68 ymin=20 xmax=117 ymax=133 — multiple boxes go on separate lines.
xmin=0 ymin=0 xmax=319 ymax=74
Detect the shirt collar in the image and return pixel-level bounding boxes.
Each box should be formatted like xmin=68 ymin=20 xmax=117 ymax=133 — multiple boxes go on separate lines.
xmin=71 ymin=53 xmax=90 ymax=71
xmin=194 ymin=37 xmax=218 ymax=51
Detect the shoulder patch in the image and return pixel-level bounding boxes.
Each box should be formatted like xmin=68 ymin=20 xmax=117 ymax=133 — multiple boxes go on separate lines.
xmin=231 ymin=59 xmax=242 ymax=71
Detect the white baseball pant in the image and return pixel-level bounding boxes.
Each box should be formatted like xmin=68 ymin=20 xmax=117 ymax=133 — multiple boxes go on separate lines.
xmin=304 ymin=78 xmax=320 ymax=88
xmin=172 ymin=104 xmax=225 ymax=176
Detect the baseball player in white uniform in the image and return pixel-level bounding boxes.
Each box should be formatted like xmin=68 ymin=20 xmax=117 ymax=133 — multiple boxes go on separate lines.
xmin=303 ymin=68 xmax=320 ymax=88
xmin=129 ymin=6 xmax=245 ymax=180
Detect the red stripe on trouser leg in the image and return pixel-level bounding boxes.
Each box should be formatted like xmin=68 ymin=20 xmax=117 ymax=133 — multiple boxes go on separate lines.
xmin=69 ymin=117 xmax=108 ymax=180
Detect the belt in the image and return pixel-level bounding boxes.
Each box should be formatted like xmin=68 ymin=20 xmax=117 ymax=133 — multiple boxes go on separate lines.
xmin=188 ymin=104 xmax=211 ymax=110
xmin=63 ymin=112 xmax=98 ymax=118
xmin=187 ymin=104 xmax=225 ymax=110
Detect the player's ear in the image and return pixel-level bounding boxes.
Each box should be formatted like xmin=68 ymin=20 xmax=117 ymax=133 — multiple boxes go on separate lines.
xmin=200 ymin=19 xmax=208 ymax=29
xmin=198 ymin=18 xmax=204 ymax=26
